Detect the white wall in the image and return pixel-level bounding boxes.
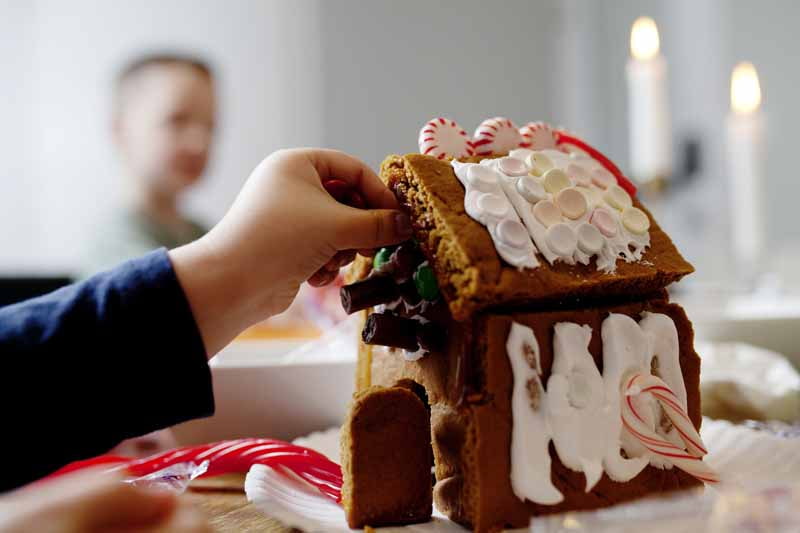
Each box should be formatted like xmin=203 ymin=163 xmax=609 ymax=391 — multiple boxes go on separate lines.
xmin=0 ymin=0 xmax=324 ymax=274
xmin=3 ymin=0 xmax=799 ymax=279
xmin=316 ymin=0 xmax=562 ymax=168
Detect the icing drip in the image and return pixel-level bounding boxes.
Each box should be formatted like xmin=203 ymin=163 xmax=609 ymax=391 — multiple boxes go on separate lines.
xmin=548 ymin=322 xmax=645 ymax=491
xmin=506 ymin=313 xmax=714 ymax=505
xmin=452 ymin=160 xmax=539 ymax=269
xmin=452 ymin=150 xmax=650 ymax=273
xmin=506 ymin=322 xmax=563 ymax=505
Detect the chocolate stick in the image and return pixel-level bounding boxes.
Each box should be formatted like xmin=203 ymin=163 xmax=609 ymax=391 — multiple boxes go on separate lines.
xmin=362 ymin=312 xmax=419 ymax=351
xmin=340 ymin=276 xmax=400 ymax=314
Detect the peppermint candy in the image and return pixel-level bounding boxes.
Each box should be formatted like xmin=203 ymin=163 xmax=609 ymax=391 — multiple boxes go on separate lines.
xmin=473 ymin=117 xmax=522 ymax=156
xmin=418 ymin=117 xmax=474 ymax=159
xmin=621 ymin=373 xmax=719 ymax=484
xmin=519 ymin=122 xmax=559 ymax=150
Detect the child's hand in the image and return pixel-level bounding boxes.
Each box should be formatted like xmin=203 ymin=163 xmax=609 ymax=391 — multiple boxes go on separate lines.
xmin=0 ymin=470 xmax=210 ymax=533
xmin=171 ymin=148 xmax=412 ymax=355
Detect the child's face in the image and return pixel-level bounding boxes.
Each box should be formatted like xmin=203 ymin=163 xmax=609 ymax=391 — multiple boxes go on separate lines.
xmin=116 ymin=64 xmax=216 ymax=197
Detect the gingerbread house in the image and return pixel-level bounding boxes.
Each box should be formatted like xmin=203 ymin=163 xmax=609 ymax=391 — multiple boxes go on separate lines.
xmin=339 ymin=117 xmax=715 ymax=532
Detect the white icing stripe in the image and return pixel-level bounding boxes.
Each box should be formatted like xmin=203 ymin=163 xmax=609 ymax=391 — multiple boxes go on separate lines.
xmin=452 ymin=160 xmax=539 ymax=269
xmin=506 ymin=323 xmax=563 ymax=505
xmin=506 ymin=313 xmax=715 ymax=505
xmin=548 ymin=322 xmax=613 ymax=492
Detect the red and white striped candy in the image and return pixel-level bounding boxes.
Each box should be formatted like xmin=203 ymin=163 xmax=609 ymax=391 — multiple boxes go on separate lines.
xmin=621 ymin=373 xmax=719 ymax=484
xmin=472 ymin=117 xmax=522 ymax=156
xmin=418 ymin=117 xmax=474 ymax=159
xmin=46 ymin=438 xmax=344 ymax=502
xmin=519 ymin=122 xmax=559 ymax=150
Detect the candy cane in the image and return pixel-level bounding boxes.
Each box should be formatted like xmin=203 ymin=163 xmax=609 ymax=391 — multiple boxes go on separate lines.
xmin=555 ymin=131 xmax=638 ymax=197
xmin=472 ymin=117 xmax=522 ymax=156
xmin=621 ymin=373 xmax=719 ymax=484
xmin=418 ymin=117 xmax=474 ymax=159
xmin=46 ymin=438 xmax=344 ymax=503
xmin=519 ymin=122 xmax=559 ymax=150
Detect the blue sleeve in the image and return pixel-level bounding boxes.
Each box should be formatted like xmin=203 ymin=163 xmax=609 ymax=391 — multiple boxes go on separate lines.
xmin=1 ymin=248 xmax=214 ymax=491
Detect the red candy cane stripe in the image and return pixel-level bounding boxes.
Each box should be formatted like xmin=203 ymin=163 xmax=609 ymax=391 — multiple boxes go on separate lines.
xmin=555 ymin=132 xmax=637 ymax=196
xmin=519 ymin=122 xmax=559 ymax=150
xmin=46 ymin=438 xmax=344 ymax=503
xmin=621 ymin=373 xmax=719 ymax=484
xmin=473 ymin=117 xmax=522 ymax=156
xmin=418 ymin=117 xmax=474 ymax=160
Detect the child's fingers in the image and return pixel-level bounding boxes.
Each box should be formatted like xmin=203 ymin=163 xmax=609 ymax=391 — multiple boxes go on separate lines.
xmin=332 ymin=207 xmax=412 ymax=250
xmin=308 ymin=268 xmax=338 ymax=287
xmin=76 ymin=479 xmax=177 ymax=530
xmin=305 ymin=149 xmax=399 ymax=210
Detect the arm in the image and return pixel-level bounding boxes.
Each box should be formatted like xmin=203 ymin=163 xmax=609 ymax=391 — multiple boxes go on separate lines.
xmin=2 ymin=148 xmax=410 ymax=490
xmin=2 ymin=249 xmax=213 ymax=491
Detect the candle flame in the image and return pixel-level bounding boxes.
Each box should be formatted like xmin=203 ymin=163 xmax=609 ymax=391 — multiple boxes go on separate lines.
xmin=630 ymin=16 xmax=660 ymax=61
xmin=731 ymin=61 xmax=762 ymax=114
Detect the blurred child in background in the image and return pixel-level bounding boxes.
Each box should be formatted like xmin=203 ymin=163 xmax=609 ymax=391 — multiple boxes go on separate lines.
xmin=84 ymin=53 xmax=215 ymax=275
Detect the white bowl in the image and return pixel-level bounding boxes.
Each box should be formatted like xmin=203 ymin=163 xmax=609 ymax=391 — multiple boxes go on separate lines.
xmin=171 ymin=318 xmax=358 ymax=444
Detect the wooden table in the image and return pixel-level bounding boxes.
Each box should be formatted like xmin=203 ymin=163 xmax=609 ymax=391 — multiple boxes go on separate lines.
xmin=187 ymin=474 xmax=295 ymax=532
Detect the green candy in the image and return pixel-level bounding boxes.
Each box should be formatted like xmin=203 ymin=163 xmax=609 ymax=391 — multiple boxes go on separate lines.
xmin=413 ymin=264 xmax=439 ymax=301
xmin=373 ymin=247 xmax=393 ymax=270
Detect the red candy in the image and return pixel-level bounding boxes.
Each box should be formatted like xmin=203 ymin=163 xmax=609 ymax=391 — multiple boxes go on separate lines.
xmin=46 ymin=438 xmax=344 ymax=503
xmin=418 ymin=117 xmax=474 ymax=159
xmin=473 ymin=117 xmax=522 ymax=156
xmin=519 ymin=122 xmax=559 ymax=150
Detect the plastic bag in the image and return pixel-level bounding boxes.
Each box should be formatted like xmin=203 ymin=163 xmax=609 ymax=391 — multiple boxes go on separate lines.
xmin=124 ymin=460 xmax=209 ymax=494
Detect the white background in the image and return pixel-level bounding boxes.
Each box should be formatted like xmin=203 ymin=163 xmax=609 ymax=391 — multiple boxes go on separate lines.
xmin=1 ymin=0 xmax=799 ymax=279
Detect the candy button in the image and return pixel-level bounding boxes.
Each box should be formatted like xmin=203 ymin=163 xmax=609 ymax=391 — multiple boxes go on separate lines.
xmin=466 ymin=164 xmax=498 ymax=192
xmin=509 ymin=148 xmax=535 ymax=161
xmin=526 ymin=152 xmax=554 ymax=177
xmin=413 ymin=264 xmax=440 ymax=301
xmin=555 ymin=187 xmax=588 ymax=220
xmin=576 ymin=222 xmax=604 ymax=254
xmin=373 ymin=247 xmax=393 ymax=270
xmin=590 ymin=207 xmax=618 ymax=238
xmin=497 ymin=218 xmax=529 ymax=248
xmin=498 ymin=156 xmax=528 ymax=177
xmin=543 ymin=168 xmax=571 ymax=194
xmin=533 ymin=200 xmax=562 ymax=228
xmin=516 ymin=175 xmax=547 ymax=204
xmin=567 ymin=163 xmax=591 ymax=187
xmin=546 ymin=223 xmax=577 ymax=257
xmin=541 ymin=148 xmax=569 ymax=161
xmin=576 ymin=186 xmax=602 ymax=207
xmin=621 ymin=207 xmax=650 ymax=235
xmin=476 ymin=193 xmax=509 ymax=218
xmin=591 ymin=167 xmax=616 ymax=189
xmin=604 ymin=184 xmax=632 ymax=211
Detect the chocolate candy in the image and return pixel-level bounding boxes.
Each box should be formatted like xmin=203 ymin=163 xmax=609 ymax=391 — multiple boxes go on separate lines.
xmin=389 ymin=242 xmax=423 ymax=282
xmin=413 ymin=264 xmax=439 ymax=301
xmin=416 ymin=321 xmax=445 ymax=352
xmin=340 ymin=276 xmax=400 ymax=314
xmin=398 ymin=280 xmax=421 ymax=307
xmin=362 ymin=312 xmax=419 ymax=351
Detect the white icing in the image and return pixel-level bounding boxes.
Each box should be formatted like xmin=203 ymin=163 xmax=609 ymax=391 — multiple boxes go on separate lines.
xmin=506 ymin=322 xmax=563 ymax=505
xmin=507 ymin=313 xmax=706 ymax=505
xmin=547 ymin=323 xmax=614 ymax=492
xmin=452 ymin=160 xmax=539 ymax=269
xmin=454 ymin=150 xmax=651 ymax=273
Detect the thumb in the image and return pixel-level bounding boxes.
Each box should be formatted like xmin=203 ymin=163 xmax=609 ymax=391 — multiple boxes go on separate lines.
xmin=334 ymin=207 xmax=413 ymax=250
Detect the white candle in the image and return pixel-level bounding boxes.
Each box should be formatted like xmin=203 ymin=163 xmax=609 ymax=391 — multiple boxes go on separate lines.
xmin=726 ymin=61 xmax=765 ymax=273
xmin=626 ymin=17 xmax=672 ymax=183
